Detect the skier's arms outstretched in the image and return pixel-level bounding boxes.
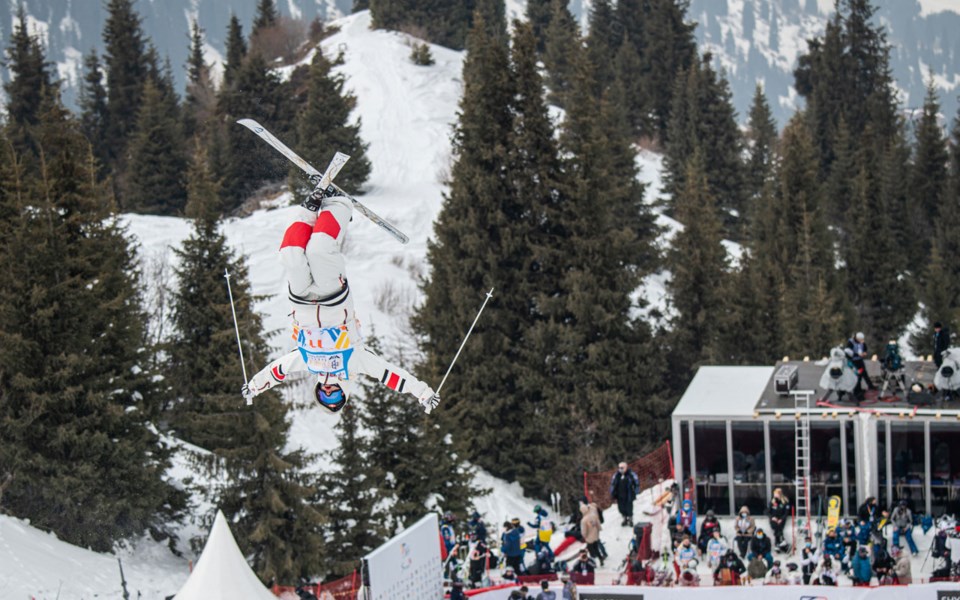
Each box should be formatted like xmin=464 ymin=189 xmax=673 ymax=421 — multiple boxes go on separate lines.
xmin=352 ymin=348 xmax=440 ymax=412
xmin=241 ymin=346 xmax=440 ymax=412
xmin=242 ymin=350 xmax=308 ymax=401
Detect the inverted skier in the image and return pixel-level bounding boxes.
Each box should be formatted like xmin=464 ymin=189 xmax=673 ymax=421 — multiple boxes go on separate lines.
xmin=241 ymin=190 xmax=440 ymax=413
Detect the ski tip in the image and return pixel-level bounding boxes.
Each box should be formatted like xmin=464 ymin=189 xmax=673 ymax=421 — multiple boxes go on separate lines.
xmin=236 ymin=118 xmax=262 ymax=132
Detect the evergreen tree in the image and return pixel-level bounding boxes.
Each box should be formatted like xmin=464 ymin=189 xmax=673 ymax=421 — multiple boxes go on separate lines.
xmin=0 ymin=91 xmax=185 ymax=551
xmin=776 ymin=119 xmax=843 ymax=356
xmin=917 ymin=109 xmax=960 ymax=342
xmin=358 ymin=336 xmax=481 ymax=533
xmin=126 ymin=79 xmax=188 ymax=214
xmin=184 ymin=20 xmax=216 ymax=139
xmin=413 ymin=9 xmax=519 ymax=490
xmin=79 ymin=49 xmax=109 ymax=174
xmin=353 ymin=0 xmax=369 ymax=13
xmin=908 ymin=81 xmax=949 ymax=265
xmin=223 ymin=15 xmax=247 ymax=89
xmin=167 ymin=151 xmax=323 ymax=582
xmin=662 ymin=55 xmax=746 ymax=236
xmin=543 ymin=41 xmax=664 ymax=492
xmin=744 ymin=84 xmax=779 ymax=211
xmin=3 ymin=5 xmax=53 ymax=151
xmin=526 ymin=0 xmax=553 ymax=53
xmin=665 ymin=151 xmax=729 ymax=389
xmin=542 ymin=0 xmax=579 ymax=107
xmin=217 ymin=52 xmax=296 ymax=209
xmin=253 ymin=0 xmax=279 ymax=33
xmin=822 ymin=117 xmax=857 ymax=236
xmin=613 ymin=36 xmax=648 ymax=139
xmin=501 ymin=21 xmax=576 ymax=493
xmin=102 ymin=0 xmax=149 ymax=170
xmin=845 ymin=141 xmax=914 ymax=342
xmin=627 ymin=0 xmax=696 ymax=140
xmin=584 ymin=0 xmax=619 ymax=97
xmin=323 ymin=401 xmax=382 ymax=577
xmin=369 ymin=0 xmax=479 ymax=50
xmin=795 ymin=0 xmax=900 ymax=178
xmin=291 ymin=49 xmax=371 ymax=200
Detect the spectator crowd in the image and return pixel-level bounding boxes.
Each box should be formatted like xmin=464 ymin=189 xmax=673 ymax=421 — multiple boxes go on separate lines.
xmin=443 ymin=462 xmax=955 ymax=597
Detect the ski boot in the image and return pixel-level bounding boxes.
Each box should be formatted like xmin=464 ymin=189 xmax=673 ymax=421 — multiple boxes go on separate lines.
xmin=302 ymin=184 xmax=343 ymax=212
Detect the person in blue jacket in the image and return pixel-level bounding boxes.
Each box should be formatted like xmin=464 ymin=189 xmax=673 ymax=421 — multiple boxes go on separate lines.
xmin=501 ymin=521 xmax=526 ymax=574
xmin=855 ymin=519 xmax=872 ymax=549
xmin=822 ymin=528 xmax=847 ymax=571
xmin=468 ymin=511 xmax=488 ymax=543
xmin=441 ymin=512 xmax=457 ymax=555
xmin=676 ymin=499 xmax=697 ymax=541
xmin=850 ymin=546 xmax=873 ymax=586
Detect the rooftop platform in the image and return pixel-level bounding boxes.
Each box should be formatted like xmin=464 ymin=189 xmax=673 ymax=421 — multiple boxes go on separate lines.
xmin=755 ymin=358 xmax=949 ymax=415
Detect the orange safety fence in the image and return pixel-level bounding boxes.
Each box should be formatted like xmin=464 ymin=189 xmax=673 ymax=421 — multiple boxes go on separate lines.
xmin=582 ymin=441 xmax=675 ymax=511
xmin=273 ymin=570 xmax=360 ymax=600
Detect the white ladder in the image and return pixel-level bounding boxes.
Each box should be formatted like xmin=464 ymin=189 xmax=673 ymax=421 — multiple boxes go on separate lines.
xmin=792 ymin=390 xmax=814 ymax=541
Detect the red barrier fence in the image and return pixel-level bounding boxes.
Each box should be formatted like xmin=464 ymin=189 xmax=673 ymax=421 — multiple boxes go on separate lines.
xmin=272 ymin=571 xmax=360 ymax=600
xmin=582 ymin=441 xmax=675 ymax=511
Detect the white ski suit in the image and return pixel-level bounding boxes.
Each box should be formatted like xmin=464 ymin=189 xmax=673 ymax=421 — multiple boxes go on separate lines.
xmin=246 ymin=199 xmax=434 ymax=403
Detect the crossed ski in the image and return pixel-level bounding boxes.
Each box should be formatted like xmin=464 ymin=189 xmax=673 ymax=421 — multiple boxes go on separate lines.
xmin=236 ymin=119 xmax=409 ymax=244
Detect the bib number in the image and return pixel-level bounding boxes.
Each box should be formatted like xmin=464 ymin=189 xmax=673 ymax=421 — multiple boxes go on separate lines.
xmin=295 ymin=325 xmax=354 ymax=377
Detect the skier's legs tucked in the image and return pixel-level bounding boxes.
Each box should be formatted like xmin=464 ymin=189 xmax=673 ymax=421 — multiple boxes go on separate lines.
xmin=304 ymin=195 xmax=352 ymax=296
xmin=279 ymin=197 xmax=353 ymax=301
xmin=279 ymin=206 xmax=318 ymax=297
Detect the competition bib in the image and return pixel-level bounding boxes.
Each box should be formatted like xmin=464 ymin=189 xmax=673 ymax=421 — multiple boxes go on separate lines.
xmin=294 ymin=325 xmax=354 ymax=377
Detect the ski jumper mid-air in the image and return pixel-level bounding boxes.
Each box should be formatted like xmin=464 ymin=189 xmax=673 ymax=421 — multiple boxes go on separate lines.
xmin=235 ymin=119 xmax=444 ymax=414
xmin=239 ymin=167 xmax=439 ymax=414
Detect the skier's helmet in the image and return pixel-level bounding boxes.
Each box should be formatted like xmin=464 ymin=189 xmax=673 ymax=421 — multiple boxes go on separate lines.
xmin=315 ymin=381 xmax=347 ymax=412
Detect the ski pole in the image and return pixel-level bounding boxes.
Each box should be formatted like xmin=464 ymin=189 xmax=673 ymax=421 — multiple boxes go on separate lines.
xmin=224 ymin=268 xmax=250 ymax=404
xmin=435 ymin=288 xmax=494 ymax=397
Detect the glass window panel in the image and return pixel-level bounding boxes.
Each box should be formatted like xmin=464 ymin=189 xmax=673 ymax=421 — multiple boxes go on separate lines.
xmin=889 ymin=422 xmax=925 ymax=514
xmin=732 ymin=421 xmax=766 ymax=515
xmin=809 ymin=422 xmax=842 ymax=515
xmin=694 ymin=421 xmax=729 ymax=514
xmin=931 ymin=423 xmax=960 ymax=516
xmin=768 ymin=422 xmax=797 ymax=505
xmin=878 ymin=423 xmax=888 ymax=509
xmin=845 ymin=420 xmax=857 ymax=514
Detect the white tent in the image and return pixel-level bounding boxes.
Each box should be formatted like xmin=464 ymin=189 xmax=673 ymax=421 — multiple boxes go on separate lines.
xmin=174 ymin=510 xmax=278 ymax=600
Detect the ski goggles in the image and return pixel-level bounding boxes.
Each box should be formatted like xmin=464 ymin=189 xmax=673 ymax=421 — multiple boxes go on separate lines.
xmin=318 ymin=386 xmax=344 ymax=405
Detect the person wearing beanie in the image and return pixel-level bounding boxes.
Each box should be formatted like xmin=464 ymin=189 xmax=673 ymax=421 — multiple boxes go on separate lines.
xmin=698 ymin=509 xmax=720 ymax=553
xmin=851 ymin=546 xmax=873 ymax=586
xmin=891 ymin=545 xmax=912 ymax=584
xmin=747 ymin=527 xmax=773 ymax=567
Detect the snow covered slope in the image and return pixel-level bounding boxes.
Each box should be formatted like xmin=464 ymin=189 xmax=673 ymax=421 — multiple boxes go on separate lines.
xmin=0 ymin=513 xmax=188 ymax=599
